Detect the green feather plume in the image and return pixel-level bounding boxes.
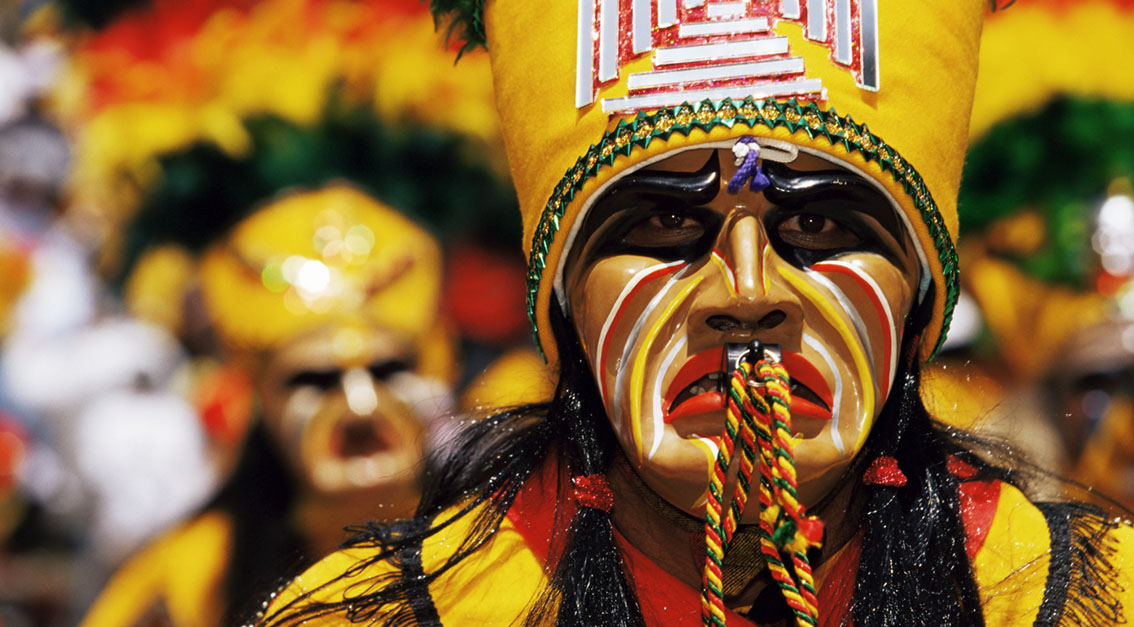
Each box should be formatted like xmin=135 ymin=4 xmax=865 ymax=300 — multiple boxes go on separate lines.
xmin=959 ymin=97 xmax=1134 ymax=287
xmin=114 ymin=92 xmax=519 ymax=287
xmin=430 ymin=0 xmax=487 ymax=56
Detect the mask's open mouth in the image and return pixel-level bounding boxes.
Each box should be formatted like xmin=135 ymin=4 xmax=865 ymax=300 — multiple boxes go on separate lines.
xmin=664 ymin=347 xmax=833 ymax=424
xmin=331 ymin=417 xmax=395 ymax=459
xmin=306 ymin=409 xmax=422 ymax=493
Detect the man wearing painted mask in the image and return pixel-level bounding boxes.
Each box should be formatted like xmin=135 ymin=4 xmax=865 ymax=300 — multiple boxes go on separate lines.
xmin=262 ymin=1 xmax=1134 ymax=625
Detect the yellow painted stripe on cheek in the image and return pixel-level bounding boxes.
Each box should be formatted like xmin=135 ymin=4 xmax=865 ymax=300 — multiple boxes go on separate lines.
xmin=629 ymin=277 xmax=703 ymax=462
xmin=777 ymin=267 xmax=876 ymax=450
xmin=691 ymin=436 xmax=718 ymax=510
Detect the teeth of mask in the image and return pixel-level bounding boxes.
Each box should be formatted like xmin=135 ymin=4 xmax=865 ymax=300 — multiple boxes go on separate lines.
xmin=690 ymin=385 xmax=706 ymax=395
xmin=707 ymin=372 xmax=720 ymax=381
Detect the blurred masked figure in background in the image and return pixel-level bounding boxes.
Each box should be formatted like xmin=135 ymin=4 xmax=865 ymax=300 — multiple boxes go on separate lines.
xmin=45 ymin=0 xmax=520 ymax=624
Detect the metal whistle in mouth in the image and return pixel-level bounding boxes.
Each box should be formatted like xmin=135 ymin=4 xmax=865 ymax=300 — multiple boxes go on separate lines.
xmin=720 ymin=340 xmax=782 ymax=405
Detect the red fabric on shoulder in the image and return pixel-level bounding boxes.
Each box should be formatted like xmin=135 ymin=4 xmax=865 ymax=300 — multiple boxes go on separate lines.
xmin=503 ymin=457 xmax=873 ymax=626
xmin=946 ymin=455 xmax=1002 ymax=560
xmin=505 ymin=452 xmax=576 ymax=565
xmin=957 ymin=480 xmax=1002 ymax=560
xmin=616 ymin=532 xmax=758 ymax=627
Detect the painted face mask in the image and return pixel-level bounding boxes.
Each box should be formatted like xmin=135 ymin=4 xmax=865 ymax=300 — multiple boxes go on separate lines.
xmin=564 ymin=143 xmax=922 ymax=516
xmin=257 ymin=323 xmax=451 ymax=496
xmin=198 ymin=185 xmax=456 ymax=497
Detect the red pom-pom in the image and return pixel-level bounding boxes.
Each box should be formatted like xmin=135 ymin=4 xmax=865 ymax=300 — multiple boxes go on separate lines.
xmin=799 ymin=518 xmax=825 ymax=543
xmin=946 ymin=455 xmax=978 ymax=480
xmin=571 ymin=474 xmax=614 ymax=513
xmin=863 ymin=456 xmax=907 ymax=487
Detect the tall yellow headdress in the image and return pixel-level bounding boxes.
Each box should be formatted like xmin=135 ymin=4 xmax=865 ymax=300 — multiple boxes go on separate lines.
xmin=437 ymin=0 xmax=985 ymax=365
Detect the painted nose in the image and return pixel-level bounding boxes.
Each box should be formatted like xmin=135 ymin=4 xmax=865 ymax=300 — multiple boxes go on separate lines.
xmin=342 ymin=367 xmax=379 ymax=416
xmin=691 ymin=214 xmax=802 ymax=340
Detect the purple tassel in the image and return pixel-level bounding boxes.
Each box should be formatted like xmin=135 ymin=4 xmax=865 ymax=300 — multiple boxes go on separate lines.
xmin=727 ymin=136 xmax=770 ymax=194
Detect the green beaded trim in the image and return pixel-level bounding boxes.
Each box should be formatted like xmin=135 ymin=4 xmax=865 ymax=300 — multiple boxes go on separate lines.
xmin=526 ymin=97 xmax=958 ymax=360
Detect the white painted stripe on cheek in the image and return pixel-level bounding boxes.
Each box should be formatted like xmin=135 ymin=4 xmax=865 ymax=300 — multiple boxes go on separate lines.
xmin=761 ymin=243 xmax=771 ymax=295
xmin=650 ymin=335 xmax=687 ymax=460
xmin=803 ymin=333 xmax=844 ymax=455
xmin=613 ymin=268 xmax=688 ymax=436
xmin=595 ymin=260 xmax=685 ymax=407
xmin=821 ymin=260 xmax=898 ymax=397
xmin=804 ymin=269 xmax=877 ymax=387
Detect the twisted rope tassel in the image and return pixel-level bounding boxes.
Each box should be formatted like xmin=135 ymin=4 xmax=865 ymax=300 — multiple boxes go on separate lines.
xmin=757 ymin=360 xmax=822 ymax=626
xmin=727 ymin=136 xmax=771 ymax=194
xmin=700 ymin=355 xmax=823 ymax=627
xmin=701 ymin=363 xmax=749 ymax=627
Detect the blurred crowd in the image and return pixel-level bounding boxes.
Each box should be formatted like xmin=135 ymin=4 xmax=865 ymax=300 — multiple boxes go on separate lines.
xmin=0 ymin=0 xmax=1129 ymax=625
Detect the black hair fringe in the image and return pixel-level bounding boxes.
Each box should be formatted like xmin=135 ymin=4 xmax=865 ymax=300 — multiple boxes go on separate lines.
xmin=852 ymin=366 xmax=986 ymax=627
xmin=852 ymin=292 xmax=988 ymax=627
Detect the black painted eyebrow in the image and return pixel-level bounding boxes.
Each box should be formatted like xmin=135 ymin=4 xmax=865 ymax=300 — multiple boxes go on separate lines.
xmin=581 ymin=150 xmax=722 ymax=238
xmin=762 ymin=161 xmax=907 ymax=252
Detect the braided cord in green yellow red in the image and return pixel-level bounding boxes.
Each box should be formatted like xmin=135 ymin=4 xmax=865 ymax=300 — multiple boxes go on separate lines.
xmin=701 ymin=362 xmax=759 ymax=626
xmin=700 ymin=357 xmax=823 ymax=627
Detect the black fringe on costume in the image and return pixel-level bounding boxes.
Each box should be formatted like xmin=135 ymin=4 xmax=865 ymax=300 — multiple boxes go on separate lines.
xmin=1034 ymin=502 xmax=1126 ymax=627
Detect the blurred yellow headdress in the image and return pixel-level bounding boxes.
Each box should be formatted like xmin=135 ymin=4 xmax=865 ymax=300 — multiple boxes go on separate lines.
xmin=53 ymin=0 xmax=510 ymax=356
xmin=436 ymin=0 xmax=986 ymax=366
xmin=196 ymin=184 xmax=442 ymax=351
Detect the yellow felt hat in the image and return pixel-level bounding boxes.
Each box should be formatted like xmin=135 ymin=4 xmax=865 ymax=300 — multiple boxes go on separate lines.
xmin=468 ymin=0 xmax=985 ymax=366
xmin=197 ymin=184 xmax=444 ymax=356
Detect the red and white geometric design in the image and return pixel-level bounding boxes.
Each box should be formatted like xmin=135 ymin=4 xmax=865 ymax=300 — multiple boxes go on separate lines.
xmin=576 ymin=0 xmax=879 ymax=113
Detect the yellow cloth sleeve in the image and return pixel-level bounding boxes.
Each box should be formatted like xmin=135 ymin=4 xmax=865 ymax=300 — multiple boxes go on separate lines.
xmin=262 ymin=505 xmax=547 ymax=625
xmin=81 ymin=512 xmax=233 ymax=627
xmin=972 ymin=483 xmax=1050 ymax=625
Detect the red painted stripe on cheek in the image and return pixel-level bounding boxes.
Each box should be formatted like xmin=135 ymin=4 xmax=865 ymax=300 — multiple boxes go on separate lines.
xmin=811 ymin=262 xmax=894 ymax=400
xmin=596 ymin=263 xmax=684 ymax=404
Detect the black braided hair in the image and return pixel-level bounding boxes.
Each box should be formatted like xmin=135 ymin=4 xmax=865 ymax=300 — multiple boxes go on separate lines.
xmin=851 ymin=366 xmax=986 ymax=627
xmin=523 ymin=304 xmax=644 ymax=627
xmin=848 ymin=291 xmax=1015 ymax=627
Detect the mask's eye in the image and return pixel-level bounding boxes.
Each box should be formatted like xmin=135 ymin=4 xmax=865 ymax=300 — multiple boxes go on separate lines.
xmin=622 ymin=211 xmax=707 ymax=248
xmin=285 ymin=369 xmax=340 ymax=390
xmin=775 ymin=213 xmax=863 ymax=250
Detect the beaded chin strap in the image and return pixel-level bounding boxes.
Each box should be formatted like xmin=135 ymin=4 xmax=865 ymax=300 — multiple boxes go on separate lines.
xmin=700 ymin=340 xmax=824 ymax=627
